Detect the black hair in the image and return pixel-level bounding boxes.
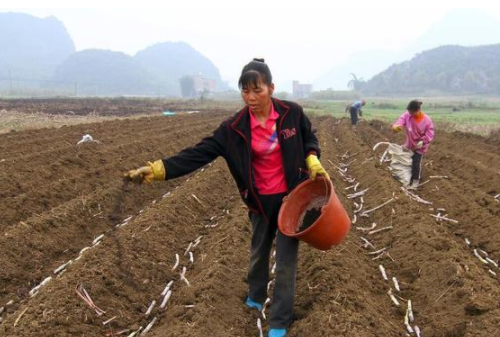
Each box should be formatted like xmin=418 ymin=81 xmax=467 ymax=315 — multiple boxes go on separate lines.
xmin=407 ymin=99 xmax=423 ymax=113
xmin=238 ymin=58 xmax=273 ymax=89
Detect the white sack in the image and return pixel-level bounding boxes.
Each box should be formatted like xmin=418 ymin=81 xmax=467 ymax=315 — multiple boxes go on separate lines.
xmin=373 ymin=142 xmax=413 ymax=186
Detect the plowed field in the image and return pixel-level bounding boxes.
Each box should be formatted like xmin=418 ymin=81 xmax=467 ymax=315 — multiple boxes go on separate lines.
xmin=1 ymin=101 xmax=499 ymax=337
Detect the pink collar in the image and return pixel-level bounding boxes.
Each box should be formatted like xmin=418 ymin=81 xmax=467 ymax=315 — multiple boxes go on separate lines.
xmin=250 ymin=104 xmax=278 ymax=129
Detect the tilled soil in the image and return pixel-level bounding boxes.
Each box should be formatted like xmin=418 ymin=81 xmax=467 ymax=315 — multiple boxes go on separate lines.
xmin=0 ymin=104 xmax=499 ymax=337
xmin=0 ymin=98 xmax=241 ymax=116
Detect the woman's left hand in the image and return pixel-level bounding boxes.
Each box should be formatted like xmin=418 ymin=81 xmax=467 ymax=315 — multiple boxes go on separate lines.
xmin=306 ymin=155 xmax=330 ymax=180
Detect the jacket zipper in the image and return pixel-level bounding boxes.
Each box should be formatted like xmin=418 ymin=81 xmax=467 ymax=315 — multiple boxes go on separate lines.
xmin=277 ymin=104 xmax=291 ymax=192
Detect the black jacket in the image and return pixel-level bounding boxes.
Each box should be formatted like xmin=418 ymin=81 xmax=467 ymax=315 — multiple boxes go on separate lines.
xmin=163 ymin=98 xmax=320 ymax=218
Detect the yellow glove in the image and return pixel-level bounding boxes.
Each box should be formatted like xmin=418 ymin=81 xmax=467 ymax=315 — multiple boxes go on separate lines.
xmin=124 ymin=160 xmax=166 ymax=184
xmin=305 ymin=154 xmax=330 ymax=181
xmin=392 ymin=125 xmax=403 ymax=132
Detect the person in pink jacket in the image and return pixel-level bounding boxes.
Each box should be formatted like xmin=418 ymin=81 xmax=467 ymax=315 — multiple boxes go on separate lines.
xmin=392 ymin=100 xmax=435 ymax=189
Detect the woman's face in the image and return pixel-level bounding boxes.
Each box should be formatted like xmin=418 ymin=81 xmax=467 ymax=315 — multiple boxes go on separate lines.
xmin=241 ymin=78 xmax=274 ymax=114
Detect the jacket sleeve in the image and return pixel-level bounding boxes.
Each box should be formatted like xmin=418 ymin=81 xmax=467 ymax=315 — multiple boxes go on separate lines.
xmin=421 ymin=118 xmax=435 ymax=145
xmin=393 ymin=111 xmax=407 ymax=127
xmin=162 ymin=122 xmax=227 ymax=180
xmin=299 ymin=108 xmax=320 ymax=158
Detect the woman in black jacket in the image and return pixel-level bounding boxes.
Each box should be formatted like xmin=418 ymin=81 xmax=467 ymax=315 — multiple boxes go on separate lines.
xmin=126 ymin=58 xmax=329 ymax=337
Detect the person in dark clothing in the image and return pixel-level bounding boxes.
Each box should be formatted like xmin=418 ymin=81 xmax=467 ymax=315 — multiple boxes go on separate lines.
xmin=345 ymin=99 xmax=366 ymax=128
xmin=125 ymin=58 xmax=329 ymax=337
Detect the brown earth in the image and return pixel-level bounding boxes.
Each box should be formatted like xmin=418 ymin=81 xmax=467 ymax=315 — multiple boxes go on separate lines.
xmin=0 ymin=101 xmax=499 ymax=337
xmin=0 ymin=98 xmax=241 ymax=116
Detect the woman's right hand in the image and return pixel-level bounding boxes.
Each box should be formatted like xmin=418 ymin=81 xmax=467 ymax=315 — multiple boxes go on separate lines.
xmin=392 ymin=125 xmax=403 ymax=132
xmin=124 ymin=160 xmax=166 ymax=184
xmin=124 ymin=166 xmax=154 ymax=184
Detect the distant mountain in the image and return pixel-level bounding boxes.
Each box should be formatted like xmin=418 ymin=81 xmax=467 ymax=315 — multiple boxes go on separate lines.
xmin=54 ymin=49 xmax=157 ymax=96
xmin=134 ymin=41 xmax=227 ymax=95
xmin=315 ymin=9 xmax=500 ymax=90
xmin=0 ymin=13 xmax=229 ymax=96
xmin=361 ymin=44 xmax=500 ymax=95
xmin=53 ymin=45 xmax=226 ymax=97
xmin=0 ymin=12 xmax=75 ymax=80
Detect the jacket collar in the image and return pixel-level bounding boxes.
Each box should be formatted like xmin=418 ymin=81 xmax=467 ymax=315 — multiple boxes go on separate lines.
xmin=231 ymin=98 xmax=290 ymax=134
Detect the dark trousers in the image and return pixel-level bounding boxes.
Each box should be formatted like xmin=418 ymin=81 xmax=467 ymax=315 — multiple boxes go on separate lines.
xmin=349 ymin=107 xmax=358 ymax=125
xmin=411 ymin=152 xmax=423 ymax=182
xmin=248 ymin=193 xmax=299 ymax=329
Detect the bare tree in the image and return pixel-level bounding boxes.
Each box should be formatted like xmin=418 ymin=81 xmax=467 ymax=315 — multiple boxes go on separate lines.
xmin=347 ymin=73 xmax=365 ymax=91
xmin=179 ymin=76 xmax=195 ymax=98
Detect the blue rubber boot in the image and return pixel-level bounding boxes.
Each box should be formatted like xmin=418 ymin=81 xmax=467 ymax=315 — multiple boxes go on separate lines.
xmin=245 ymin=297 xmax=263 ymax=311
xmin=269 ymin=328 xmax=287 ymax=337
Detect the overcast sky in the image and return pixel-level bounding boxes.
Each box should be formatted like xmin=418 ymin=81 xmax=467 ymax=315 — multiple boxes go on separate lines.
xmin=3 ymin=0 xmax=500 ymax=89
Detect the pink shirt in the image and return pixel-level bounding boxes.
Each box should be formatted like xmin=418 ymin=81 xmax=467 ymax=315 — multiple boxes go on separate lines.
xmin=250 ymin=105 xmax=287 ymax=195
xmin=393 ymin=111 xmax=435 ymax=154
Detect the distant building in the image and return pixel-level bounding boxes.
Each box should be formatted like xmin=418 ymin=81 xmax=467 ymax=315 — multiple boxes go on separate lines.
xmin=292 ymin=81 xmax=313 ymax=99
xmin=192 ymin=75 xmax=217 ymax=96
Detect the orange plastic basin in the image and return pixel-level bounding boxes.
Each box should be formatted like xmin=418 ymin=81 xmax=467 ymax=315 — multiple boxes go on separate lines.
xmin=278 ymin=178 xmax=351 ymax=250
